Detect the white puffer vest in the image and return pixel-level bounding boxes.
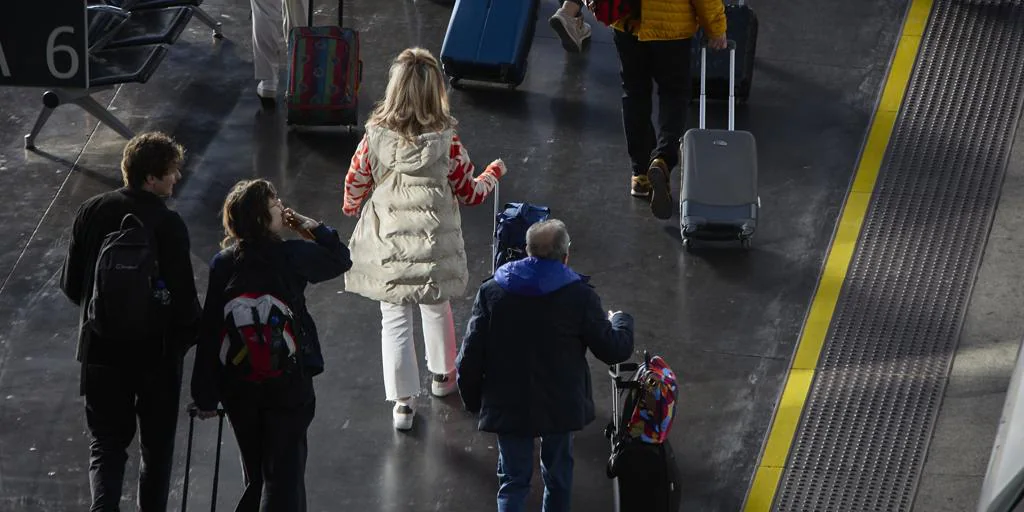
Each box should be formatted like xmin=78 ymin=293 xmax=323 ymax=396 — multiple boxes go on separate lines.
xmin=344 ymin=126 xmax=469 ymax=305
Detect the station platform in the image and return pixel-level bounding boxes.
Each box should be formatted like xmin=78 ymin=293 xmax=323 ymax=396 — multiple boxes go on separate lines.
xmin=0 ymin=0 xmax=1021 ymax=511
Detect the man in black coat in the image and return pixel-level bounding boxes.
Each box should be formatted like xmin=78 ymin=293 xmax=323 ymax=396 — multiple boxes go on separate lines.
xmin=60 ymin=132 xmax=201 ymax=511
xmin=456 ymin=219 xmax=635 ymax=512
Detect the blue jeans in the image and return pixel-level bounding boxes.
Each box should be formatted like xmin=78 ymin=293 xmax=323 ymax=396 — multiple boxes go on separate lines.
xmin=496 ymin=433 xmax=574 ymax=512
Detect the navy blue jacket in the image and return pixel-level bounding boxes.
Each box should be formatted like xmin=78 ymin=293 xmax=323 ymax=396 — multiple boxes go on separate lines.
xmin=190 ymin=224 xmax=351 ymax=410
xmin=456 ymin=257 xmax=635 ymax=436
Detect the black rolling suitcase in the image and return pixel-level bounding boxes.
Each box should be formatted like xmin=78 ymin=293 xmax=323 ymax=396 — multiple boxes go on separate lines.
xmin=679 ymin=41 xmax=759 ymax=250
xmin=605 ymin=354 xmax=682 ymax=512
xmin=689 ymin=0 xmax=758 ymax=103
xmin=181 ymin=407 xmax=225 ymax=512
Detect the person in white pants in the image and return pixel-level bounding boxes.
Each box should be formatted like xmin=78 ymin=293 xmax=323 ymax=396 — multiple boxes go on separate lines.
xmin=341 ymin=48 xmax=508 ymax=431
xmin=250 ymin=0 xmax=310 ymax=102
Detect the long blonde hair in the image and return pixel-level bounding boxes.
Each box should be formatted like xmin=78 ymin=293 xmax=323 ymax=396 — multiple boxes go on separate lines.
xmin=367 ymin=47 xmax=457 ymax=141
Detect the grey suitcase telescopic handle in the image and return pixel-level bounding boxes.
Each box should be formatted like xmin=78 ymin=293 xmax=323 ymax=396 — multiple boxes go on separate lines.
xmin=699 ymin=39 xmax=738 ymax=132
xmin=491 ymin=179 xmax=500 ymax=275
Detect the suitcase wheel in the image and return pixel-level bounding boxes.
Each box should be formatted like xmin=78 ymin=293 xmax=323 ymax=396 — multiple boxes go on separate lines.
xmin=740 ymin=238 xmax=752 ymax=249
xmin=682 ymin=237 xmax=693 ymax=251
xmin=449 ymin=77 xmax=463 ymax=90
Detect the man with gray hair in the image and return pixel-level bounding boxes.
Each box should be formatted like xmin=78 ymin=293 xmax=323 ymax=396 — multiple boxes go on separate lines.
xmin=457 ymin=219 xmax=634 ymax=512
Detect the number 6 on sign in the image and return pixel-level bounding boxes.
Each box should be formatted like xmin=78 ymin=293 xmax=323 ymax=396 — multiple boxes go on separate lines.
xmin=46 ymin=26 xmax=79 ymax=80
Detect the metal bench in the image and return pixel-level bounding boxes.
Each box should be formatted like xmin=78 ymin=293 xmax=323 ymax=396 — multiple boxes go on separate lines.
xmin=24 ymin=1 xmax=213 ymax=149
xmin=25 ymin=44 xmax=169 ymax=149
xmin=114 ymin=0 xmax=222 ymax=39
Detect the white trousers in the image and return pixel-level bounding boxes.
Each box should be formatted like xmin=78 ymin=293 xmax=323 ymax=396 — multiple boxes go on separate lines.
xmin=250 ymin=0 xmax=310 ymax=81
xmin=379 ymin=301 xmax=457 ymax=401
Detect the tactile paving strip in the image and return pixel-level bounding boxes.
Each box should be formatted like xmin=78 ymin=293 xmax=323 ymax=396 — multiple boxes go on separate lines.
xmin=773 ymin=1 xmax=1024 ymax=510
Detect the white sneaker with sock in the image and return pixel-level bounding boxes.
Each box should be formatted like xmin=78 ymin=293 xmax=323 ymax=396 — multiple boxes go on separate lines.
xmin=393 ymin=401 xmax=414 ymax=431
xmin=431 ymin=372 xmax=457 ymax=397
xmin=549 ymin=7 xmax=592 ymax=53
xmin=256 ymin=79 xmax=277 ymax=99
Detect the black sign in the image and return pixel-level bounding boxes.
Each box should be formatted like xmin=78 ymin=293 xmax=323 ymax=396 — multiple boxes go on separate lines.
xmin=0 ymin=1 xmax=88 ymax=88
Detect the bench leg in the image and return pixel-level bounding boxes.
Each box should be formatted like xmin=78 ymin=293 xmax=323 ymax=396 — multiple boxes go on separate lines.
xmin=72 ymin=95 xmax=135 ymax=141
xmin=24 ymin=91 xmax=60 ymax=150
xmin=192 ymin=6 xmax=223 ymax=38
xmin=25 ymin=89 xmax=135 ymax=149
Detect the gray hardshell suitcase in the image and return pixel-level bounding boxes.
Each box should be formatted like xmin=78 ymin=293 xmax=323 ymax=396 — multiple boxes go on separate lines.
xmin=679 ymin=41 xmax=759 ymax=250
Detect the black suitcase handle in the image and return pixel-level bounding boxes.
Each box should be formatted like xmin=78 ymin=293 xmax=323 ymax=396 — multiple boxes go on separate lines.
xmin=182 ymin=406 xmax=226 ymax=512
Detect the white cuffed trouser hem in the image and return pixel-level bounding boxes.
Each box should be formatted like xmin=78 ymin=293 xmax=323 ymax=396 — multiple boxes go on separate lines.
xmin=380 ymin=300 xmax=457 ymax=402
xmin=250 ymin=0 xmax=310 ymax=81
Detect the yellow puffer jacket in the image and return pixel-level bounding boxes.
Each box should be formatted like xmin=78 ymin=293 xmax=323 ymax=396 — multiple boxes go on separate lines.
xmin=612 ymin=0 xmax=727 ymax=42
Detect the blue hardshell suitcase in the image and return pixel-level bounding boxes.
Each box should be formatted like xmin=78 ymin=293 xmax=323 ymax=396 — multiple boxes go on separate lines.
xmin=679 ymin=42 xmax=760 ymax=250
xmin=440 ymin=0 xmax=540 ymax=88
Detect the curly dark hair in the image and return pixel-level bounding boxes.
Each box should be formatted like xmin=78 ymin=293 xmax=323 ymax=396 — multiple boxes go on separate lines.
xmin=120 ymin=132 xmax=185 ymax=189
xmin=220 ymin=179 xmax=280 ymax=249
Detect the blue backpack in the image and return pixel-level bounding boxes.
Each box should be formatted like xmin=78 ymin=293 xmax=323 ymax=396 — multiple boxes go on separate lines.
xmin=492 ymin=202 xmax=551 ymax=271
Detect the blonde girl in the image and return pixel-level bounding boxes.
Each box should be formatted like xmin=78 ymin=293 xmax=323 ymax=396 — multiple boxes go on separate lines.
xmin=342 ymin=47 xmax=507 ymax=431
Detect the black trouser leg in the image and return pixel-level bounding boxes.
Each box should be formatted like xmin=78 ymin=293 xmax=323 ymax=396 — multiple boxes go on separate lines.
xmin=614 ymin=29 xmax=656 ymax=177
xmin=224 ymin=394 xmax=264 ymax=512
xmin=135 ymin=356 xmax=183 ymax=511
xmin=650 ymin=39 xmax=690 ymax=171
xmin=225 ymin=391 xmax=315 ymax=512
xmin=261 ymin=398 xmax=314 ymax=512
xmin=86 ymin=365 xmax=137 ymax=512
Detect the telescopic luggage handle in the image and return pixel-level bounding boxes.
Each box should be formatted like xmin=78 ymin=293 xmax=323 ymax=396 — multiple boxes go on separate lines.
xmin=698 ymin=39 xmax=738 ymax=131
xmin=491 ymin=180 xmax=500 ymax=275
xmin=308 ymin=0 xmax=344 ymax=27
xmin=182 ymin=406 xmax=226 ymax=512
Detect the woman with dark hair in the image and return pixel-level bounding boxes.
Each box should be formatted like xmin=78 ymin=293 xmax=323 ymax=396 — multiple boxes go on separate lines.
xmin=189 ymin=179 xmax=351 ymax=511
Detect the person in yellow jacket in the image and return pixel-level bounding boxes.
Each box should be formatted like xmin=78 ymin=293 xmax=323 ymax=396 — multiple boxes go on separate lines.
xmin=612 ymin=0 xmax=727 ymax=220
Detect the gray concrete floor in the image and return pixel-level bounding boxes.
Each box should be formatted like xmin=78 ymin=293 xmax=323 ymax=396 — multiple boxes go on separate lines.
xmin=0 ymin=0 xmax=909 ymax=510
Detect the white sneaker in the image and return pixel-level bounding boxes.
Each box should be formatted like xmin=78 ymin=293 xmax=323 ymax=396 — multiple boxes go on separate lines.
xmin=393 ymin=402 xmax=414 ymax=431
xmin=431 ymin=372 xmax=457 ymax=397
xmin=549 ymin=8 xmax=592 ymax=53
xmin=256 ymin=79 xmax=277 ymax=99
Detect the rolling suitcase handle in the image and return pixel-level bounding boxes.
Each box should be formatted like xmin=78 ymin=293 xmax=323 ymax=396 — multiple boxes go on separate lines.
xmin=307 ymin=0 xmax=344 ymax=27
xmin=182 ymin=406 xmax=226 ymax=512
xmin=698 ymin=39 xmax=738 ymax=131
xmin=491 ymin=180 xmax=500 ymax=275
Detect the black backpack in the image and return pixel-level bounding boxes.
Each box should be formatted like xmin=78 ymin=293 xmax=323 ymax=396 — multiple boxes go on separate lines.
xmin=87 ymin=213 xmax=162 ymax=340
xmin=218 ymin=248 xmax=304 ymax=383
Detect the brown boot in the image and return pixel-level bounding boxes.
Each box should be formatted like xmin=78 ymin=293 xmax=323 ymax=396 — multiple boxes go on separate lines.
xmin=631 ymin=174 xmax=652 ymax=198
xmin=647 ymin=158 xmax=672 ymax=220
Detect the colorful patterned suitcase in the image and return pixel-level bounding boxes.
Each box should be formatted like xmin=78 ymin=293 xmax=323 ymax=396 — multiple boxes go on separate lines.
xmin=285 ymin=0 xmax=362 ymax=126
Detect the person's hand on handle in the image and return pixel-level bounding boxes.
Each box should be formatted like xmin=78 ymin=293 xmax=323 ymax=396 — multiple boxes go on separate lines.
xmin=488 ymin=158 xmax=508 ymax=179
xmin=708 ymin=35 xmax=728 ymax=50
xmin=608 ymin=310 xmax=622 ymax=321
xmin=188 ymin=402 xmax=219 ymax=420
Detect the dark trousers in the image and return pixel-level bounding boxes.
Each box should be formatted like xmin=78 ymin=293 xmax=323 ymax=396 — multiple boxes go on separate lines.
xmin=223 ymin=385 xmax=315 ymax=512
xmin=496 ymin=433 xmax=574 ymax=512
xmin=613 ymin=30 xmax=691 ymax=176
xmin=85 ymin=356 xmax=183 ymax=512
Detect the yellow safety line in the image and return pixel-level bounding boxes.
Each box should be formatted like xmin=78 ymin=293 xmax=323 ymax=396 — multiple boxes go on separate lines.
xmin=741 ymin=0 xmax=932 ymax=509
